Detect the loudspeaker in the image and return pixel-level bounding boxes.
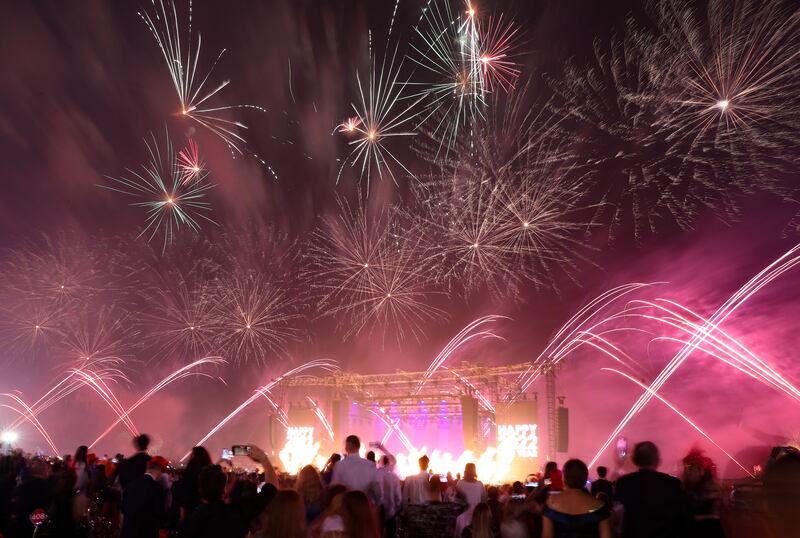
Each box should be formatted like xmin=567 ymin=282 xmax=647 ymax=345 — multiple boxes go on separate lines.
xmin=557 ymin=407 xmax=569 ymax=453
xmin=461 ymin=396 xmax=479 ymax=451
xmin=332 ymin=400 xmax=344 ymax=444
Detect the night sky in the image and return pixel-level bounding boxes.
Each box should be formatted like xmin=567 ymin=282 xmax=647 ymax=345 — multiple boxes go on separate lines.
xmin=2 ymin=0 xmax=799 ymax=473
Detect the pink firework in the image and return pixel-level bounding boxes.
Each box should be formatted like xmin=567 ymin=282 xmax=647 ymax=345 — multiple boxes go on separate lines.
xmin=476 ymin=15 xmax=522 ymax=92
xmin=337 ymin=117 xmax=362 ymax=134
xmin=178 ymin=139 xmax=205 ymax=184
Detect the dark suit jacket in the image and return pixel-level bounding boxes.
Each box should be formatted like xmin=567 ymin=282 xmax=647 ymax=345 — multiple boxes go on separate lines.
xmin=590 ymin=478 xmax=613 ymax=501
xmin=615 ymin=469 xmax=689 ymax=538
xmin=119 ymin=452 xmax=150 ymax=489
xmin=121 ymin=474 xmax=165 ymax=538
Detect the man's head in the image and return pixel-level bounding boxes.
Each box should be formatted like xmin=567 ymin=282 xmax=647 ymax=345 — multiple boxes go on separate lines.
xmin=366 ymin=451 xmax=376 ymax=463
xmin=597 ymin=466 xmax=608 ymax=479
xmin=382 ymin=455 xmax=391 ymax=466
xmin=133 ymin=433 xmax=151 ymax=452
xmin=632 ymin=441 xmax=660 ymax=470
xmin=344 ymin=435 xmax=360 ymax=454
xmin=146 ymin=456 xmax=167 ymax=479
xmin=198 ymin=464 xmax=227 ymax=503
xmin=418 ymin=454 xmax=430 ymax=471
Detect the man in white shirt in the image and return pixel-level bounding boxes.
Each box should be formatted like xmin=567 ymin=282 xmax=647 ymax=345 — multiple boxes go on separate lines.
xmin=375 ymin=447 xmax=402 ymax=537
xmin=331 ymin=435 xmax=382 ymax=504
xmin=402 ymin=454 xmax=431 ymax=506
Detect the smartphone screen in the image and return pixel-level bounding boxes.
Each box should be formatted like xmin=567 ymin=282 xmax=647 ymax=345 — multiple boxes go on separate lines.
xmin=221 ymin=448 xmax=233 ymax=461
xmin=231 ymin=445 xmax=252 ymax=457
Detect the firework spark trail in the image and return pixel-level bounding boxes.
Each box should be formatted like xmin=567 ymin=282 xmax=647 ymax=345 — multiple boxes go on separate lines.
xmin=0 ymin=400 xmax=60 ymax=456
xmin=415 ymin=315 xmax=507 ymax=394
xmin=371 ymin=407 xmax=415 ymax=451
xmin=625 ymin=299 xmax=800 ymax=401
xmin=258 ymin=389 xmax=288 ymax=427
xmin=6 ymin=361 xmax=130 ymax=432
xmin=71 ymin=369 xmax=139 ymax=437
xmin=602 ymin=368 xmax=753 ymax=477
xmin=563 ymin=331 xmax=648 ymax=378
xmin=182 ymin=359 xmax=338 ymax=461
xmin=442 ymin=366 xmax=495 ymax=413
xmin=0 ymin=399 xmax=60 ymax=455
xmin=307 ymin=396 xmax=334 ymax=441
xmin=590 ymin=244 xmax=800 ymax=468
xmin=100 ymin=130 xmax=217 ymax=253
xmin=177 ymin=139 xmax=205 ymax=184
xmin=337 ymin=45 xmax=424 ymax=191
xmin=90 ymin=357 xmax=227 ymax=449
xmin=512 ymin=283 xmax=659 ymax=395
xmin=139 ymin=0 xmax=267 ymax=157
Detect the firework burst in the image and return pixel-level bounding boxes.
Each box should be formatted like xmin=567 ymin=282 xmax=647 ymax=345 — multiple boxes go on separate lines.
xmin=0 ymin=300 xmax=65 ymax=362
xmin=546 ymin=20 xmax=743 ymax=240
xmin=139 ymin=0 xmax=266 ymax=156
xmin=143 ymin=276 xmax=217 ymax=363
xmin=475 ymin=14 xmax=522 ymax=93
xmin=100 ymin=130 xmax=217 ymax=253
xmin=210 ymin=273 xmax=302 ymax=366
xmin=647 ymin=0 xmax=800 ymax=187
xmin=58 ymin=305 xmax=137 ymax=371
xmin=178 ymin=138 xmax=205 ymax=184
xmin=337 ymin=46 xmax=423 ymax=191
xmin=305 ymin=197 xmax=444 ymax=345
xmin=409 ymin=0 xmax=485 ymax=158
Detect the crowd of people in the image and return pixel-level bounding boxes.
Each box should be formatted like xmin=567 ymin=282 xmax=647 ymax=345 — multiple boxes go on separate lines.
xmin=1 ymin=434 xmax=799 ymax=538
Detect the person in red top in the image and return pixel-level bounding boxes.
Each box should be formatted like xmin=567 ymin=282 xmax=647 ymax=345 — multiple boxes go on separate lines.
xmin=544 ymin=461 xmax=564 ymax=491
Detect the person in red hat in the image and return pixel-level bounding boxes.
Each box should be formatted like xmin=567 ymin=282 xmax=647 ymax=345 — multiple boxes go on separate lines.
xmin=120 ymin=455 xmax=169 ymax=538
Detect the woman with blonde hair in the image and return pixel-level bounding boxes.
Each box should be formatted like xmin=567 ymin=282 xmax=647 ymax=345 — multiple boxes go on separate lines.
xmin=462 ymin=502 xmax=498 ymax=538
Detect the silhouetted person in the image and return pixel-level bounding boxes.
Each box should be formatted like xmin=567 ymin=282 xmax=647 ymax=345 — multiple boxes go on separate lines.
xmin=121 ymin=456 xmax=167 ymax=538
xmin=763 ymin=452 xmax=800 ymax=538
xmin=174 ymin=446 xmax=212 ymax=519
xmin=681 ymin=449 xmax=725 ymax=538
xmin=615 ymin=441 xmax=689 ymax=538
xmin=366 ymin=450 xmax=376 ymax=464
xmin=321 ymin=453 xmax=341 ymax=486
xmin=590 ymin=466 xmax=613 ymax=502
xmin=119 ymin=434 xmax=151 ymax=490
xmin=179 ymin=464 xmax=247 ymax=538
